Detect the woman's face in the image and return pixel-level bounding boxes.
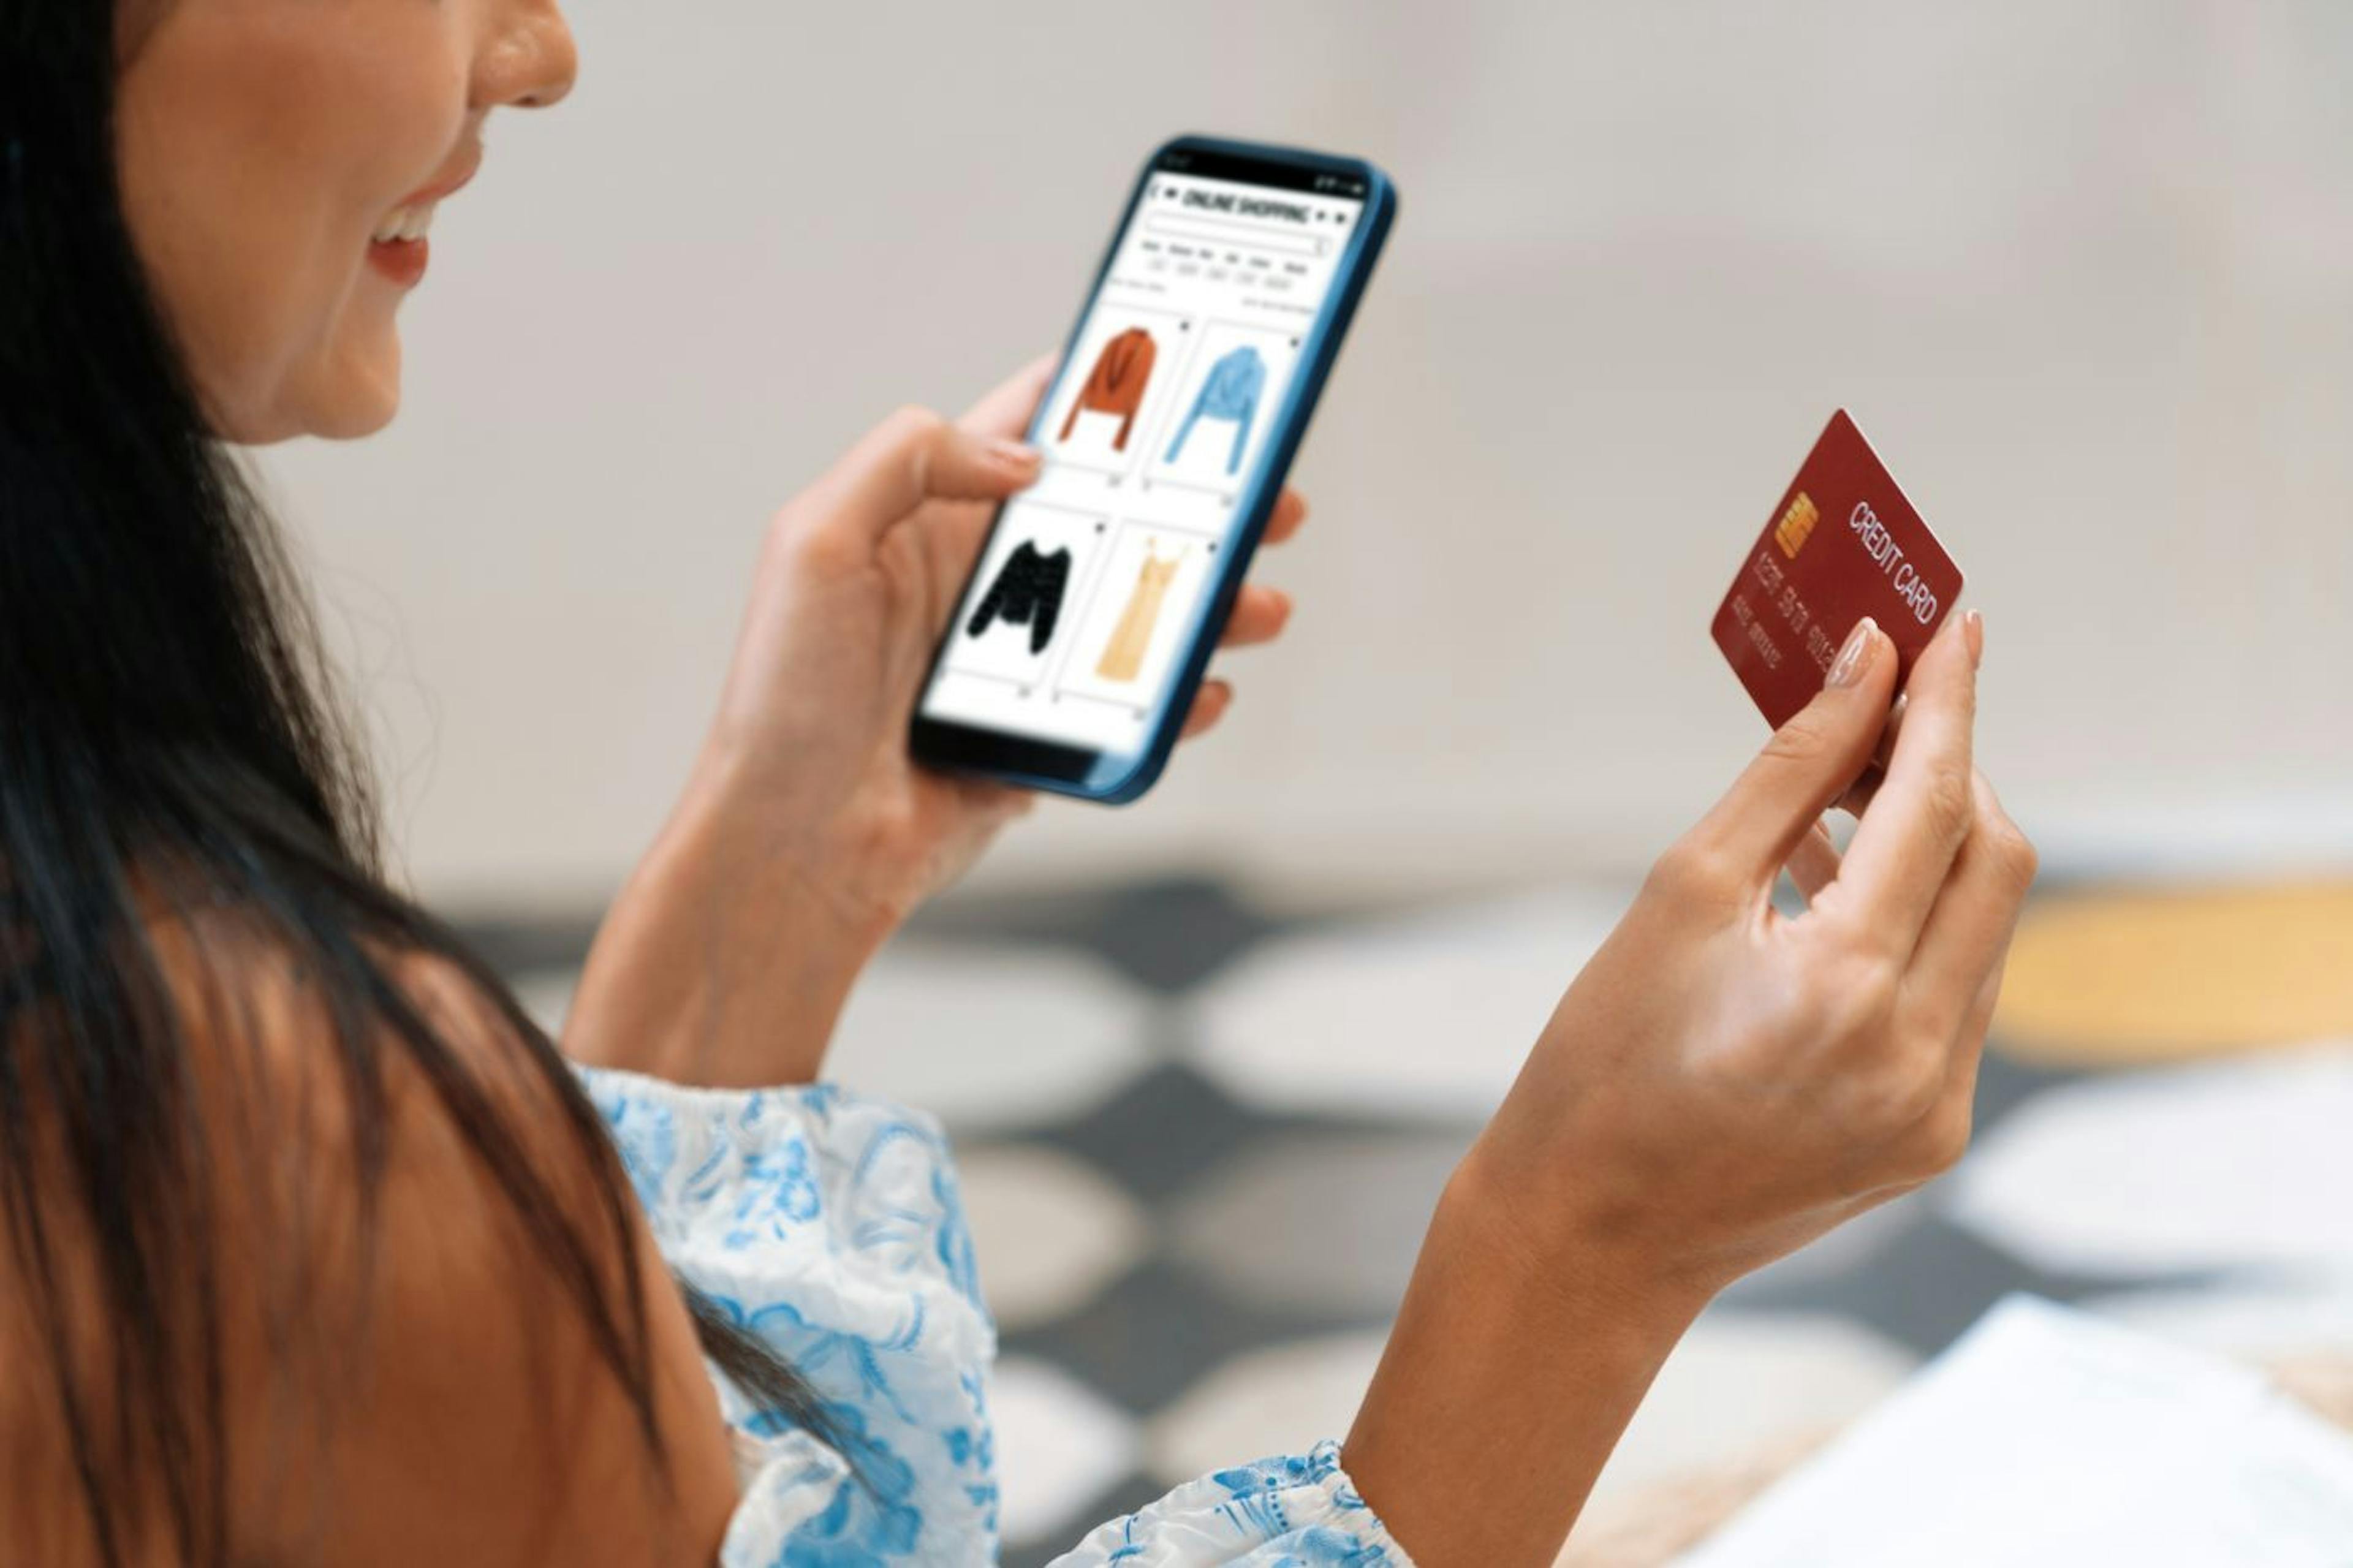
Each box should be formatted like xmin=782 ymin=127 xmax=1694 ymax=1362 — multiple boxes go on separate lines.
xmin=115 ymin=0 xmax=577 ymax=443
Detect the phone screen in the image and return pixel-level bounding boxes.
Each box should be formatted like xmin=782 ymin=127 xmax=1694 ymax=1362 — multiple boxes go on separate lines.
xmin=915 ymin=159 xmax=1369 ymax=758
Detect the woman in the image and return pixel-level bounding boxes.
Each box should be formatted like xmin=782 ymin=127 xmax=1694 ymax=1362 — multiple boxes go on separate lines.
xmin=0 ymin=1 xmax=2037 ymax=1564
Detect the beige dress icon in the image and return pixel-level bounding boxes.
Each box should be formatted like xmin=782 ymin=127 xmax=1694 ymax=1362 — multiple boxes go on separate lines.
xmin=1094 ymin=547 xmax=1183 ymax=683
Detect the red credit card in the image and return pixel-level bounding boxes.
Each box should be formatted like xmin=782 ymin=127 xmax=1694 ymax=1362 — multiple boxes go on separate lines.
xmin=1711 ymin=410 xmax=1962 ymax=727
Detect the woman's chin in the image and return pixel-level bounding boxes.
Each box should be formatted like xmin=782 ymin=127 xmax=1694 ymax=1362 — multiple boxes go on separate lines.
xmin=209 ymin=339 xmax=403 ymax=445
xmin=310 ymin=389 xmax=401 ymax=441
xmin=285 ymin=343 xmax=404 ymax=443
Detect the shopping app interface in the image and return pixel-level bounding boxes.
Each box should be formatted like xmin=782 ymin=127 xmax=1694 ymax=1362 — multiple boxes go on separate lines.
xmin=920 ymin=169 xmax=1365 ymax=753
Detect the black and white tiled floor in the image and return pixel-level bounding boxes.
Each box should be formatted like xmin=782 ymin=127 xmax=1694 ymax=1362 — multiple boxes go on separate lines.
xmin=485 ymin=876 xmax=2353 ymax=1563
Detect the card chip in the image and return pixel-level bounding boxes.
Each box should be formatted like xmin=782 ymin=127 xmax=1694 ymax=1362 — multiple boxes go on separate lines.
xmin=1775 ymin=491 xmax=1819 ymax=559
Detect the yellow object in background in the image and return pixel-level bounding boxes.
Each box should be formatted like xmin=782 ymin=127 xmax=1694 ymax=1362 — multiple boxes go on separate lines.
xmin=1993 ymin=882 xmax=2353 ymax=1067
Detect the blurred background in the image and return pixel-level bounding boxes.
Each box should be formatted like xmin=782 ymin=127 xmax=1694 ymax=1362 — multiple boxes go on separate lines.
xmin=256 ymin=3 xmax=2353 ymax=1561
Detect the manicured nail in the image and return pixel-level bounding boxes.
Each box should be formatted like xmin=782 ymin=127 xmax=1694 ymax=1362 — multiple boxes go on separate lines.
xmin=1962 ymin=608 xmax=1984 ymax=669
xmin=989 ymin=437 xmax=1041 ymax=468
xmin=1828 ymin=617 xmax=1877 ymax=687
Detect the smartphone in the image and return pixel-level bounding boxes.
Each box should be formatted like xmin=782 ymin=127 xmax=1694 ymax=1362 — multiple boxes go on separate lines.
xmin=909 ymin=134 xmax=1396 ymax=804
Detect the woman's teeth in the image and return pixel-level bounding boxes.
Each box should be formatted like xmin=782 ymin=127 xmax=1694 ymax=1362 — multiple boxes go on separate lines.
xmin=370 ymin=202 xmax=438 ymax=245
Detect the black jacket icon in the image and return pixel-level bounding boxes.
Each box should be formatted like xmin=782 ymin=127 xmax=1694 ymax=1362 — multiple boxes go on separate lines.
xmin=966 ymin=541 xmax=1072 ymax=655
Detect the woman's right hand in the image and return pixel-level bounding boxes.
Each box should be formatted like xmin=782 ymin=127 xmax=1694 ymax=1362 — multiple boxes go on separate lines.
xmin=1346 ymin=610 xmax=2037 ymax=1567
xmin=1478 ymin=607 xmax=2036 ymax=1291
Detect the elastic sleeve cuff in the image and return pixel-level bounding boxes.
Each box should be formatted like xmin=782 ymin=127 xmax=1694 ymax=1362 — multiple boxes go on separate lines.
xmin=1050 ymin=1440 xmax=1417 ymax=1566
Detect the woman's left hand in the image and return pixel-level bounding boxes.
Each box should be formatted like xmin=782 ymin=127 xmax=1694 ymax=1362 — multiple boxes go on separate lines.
xmin=563 ymin=358 xmax=1308 ymax=1085
xmin=702 ymin=354 xmax=1307 ymax=934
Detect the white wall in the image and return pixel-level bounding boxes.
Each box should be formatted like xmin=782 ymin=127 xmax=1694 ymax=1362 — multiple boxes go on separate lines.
xmin=258 ymin=1 xmax=2353 ymax=911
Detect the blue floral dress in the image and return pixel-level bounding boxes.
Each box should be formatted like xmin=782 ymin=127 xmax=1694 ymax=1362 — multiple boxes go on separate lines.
xmin=578 ymin=1065 xmax=1417 ymax=1567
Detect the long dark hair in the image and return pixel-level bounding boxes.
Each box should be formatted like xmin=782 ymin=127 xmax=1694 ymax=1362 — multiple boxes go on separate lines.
xmin=1 ymin=6 xmax=827 ymax=1562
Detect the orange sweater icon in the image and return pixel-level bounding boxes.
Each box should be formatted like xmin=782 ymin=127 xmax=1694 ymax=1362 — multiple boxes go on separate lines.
xmin=1057 ymin=328 xmax=1158 ymax=452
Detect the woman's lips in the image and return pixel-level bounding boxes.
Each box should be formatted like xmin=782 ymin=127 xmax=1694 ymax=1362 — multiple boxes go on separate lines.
xmin=367 ymin=236 xmax=431 ymax=288
xmin=366 ymin=147 xmax=478 ymax=290
xmin=397 ymin=150 xmax=482 ymax=211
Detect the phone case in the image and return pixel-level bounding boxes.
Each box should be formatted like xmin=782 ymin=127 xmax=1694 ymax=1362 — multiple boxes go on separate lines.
xmin=910 ymin=134 xmax=1398 ymax=804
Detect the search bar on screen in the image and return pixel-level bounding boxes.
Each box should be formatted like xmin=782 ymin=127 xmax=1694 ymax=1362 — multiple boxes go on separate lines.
xmin=1144 ymin=214 xmax=1328 ymax=258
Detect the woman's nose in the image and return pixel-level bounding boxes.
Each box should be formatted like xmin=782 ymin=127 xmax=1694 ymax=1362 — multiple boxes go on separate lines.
xmin=480 ymin=0 xmax=579 ymax=112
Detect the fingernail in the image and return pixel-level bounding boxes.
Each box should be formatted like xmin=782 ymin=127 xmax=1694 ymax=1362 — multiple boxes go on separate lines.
xmin=989 ymin=437 xmax=1040 ymax=468
xmin=1828 ymin=617 xmax=1877 ymax=687
xmin=1962 ymin=608 xmax=1984 ymax=670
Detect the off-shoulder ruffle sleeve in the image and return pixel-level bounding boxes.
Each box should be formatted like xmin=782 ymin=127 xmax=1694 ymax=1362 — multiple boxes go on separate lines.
xmin=577 ymin=1064 xmax=1414 ymax=1567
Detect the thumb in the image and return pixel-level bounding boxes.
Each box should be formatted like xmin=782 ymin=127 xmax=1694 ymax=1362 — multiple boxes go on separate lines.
xmin=1686 ymin=617 xmax=1900 ymax=888
xmin=804 ymin=405 xmax=1041 ymax=547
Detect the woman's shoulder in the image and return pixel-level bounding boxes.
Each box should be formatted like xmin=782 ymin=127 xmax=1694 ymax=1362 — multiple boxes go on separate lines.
xmin=2 ymin=904 xmax=740 ymax=1566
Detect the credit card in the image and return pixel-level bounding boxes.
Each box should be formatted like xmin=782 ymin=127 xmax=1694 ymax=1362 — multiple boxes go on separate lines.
xmin=1711 ymin=410 xmax=1962 ymax=727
